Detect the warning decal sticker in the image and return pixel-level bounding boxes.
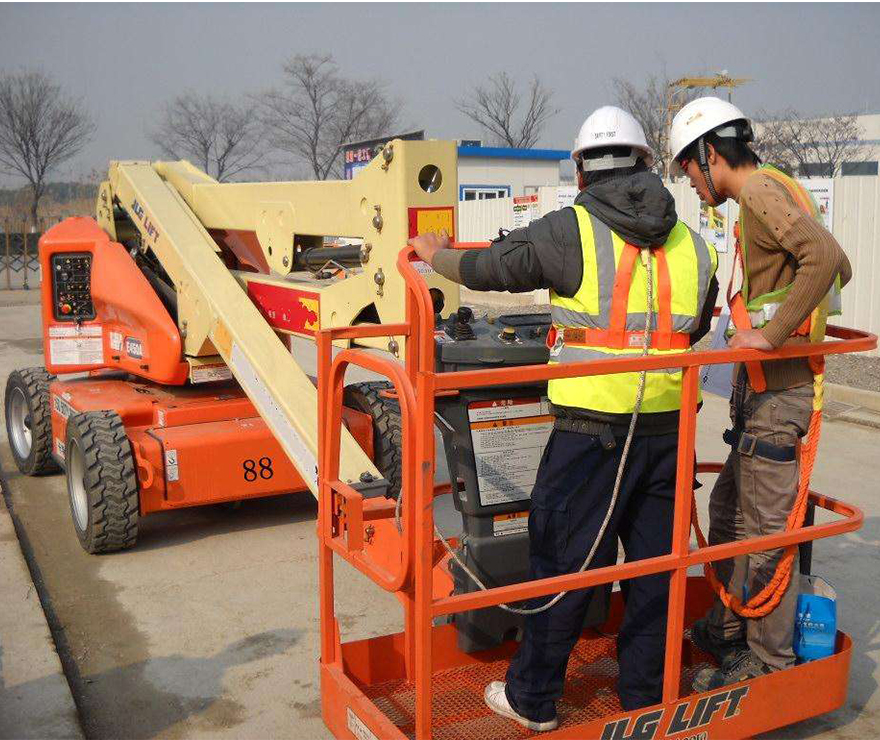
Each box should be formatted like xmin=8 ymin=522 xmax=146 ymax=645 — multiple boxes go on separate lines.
xmin=468 ymin=398 xmax=553 ymax=507
xmin=52 ymin=394 xmax=75 ymax=420
xmin=191 ymin=364 xmax=233 ymax=384
xmin=493 ymin=511 xmax=529 ymax=537
xmin=48 ymin=324 xmax=103 ymax=366
xmin=164 ymin=449 xmax=179 ymax=482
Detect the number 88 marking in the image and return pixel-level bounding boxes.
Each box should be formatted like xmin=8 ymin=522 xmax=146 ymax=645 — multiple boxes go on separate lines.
xmin=243 ymin=457 xmax=274 ymax=481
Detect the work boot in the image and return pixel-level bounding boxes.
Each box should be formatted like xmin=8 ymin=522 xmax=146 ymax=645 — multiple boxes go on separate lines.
xmin=692 ymin=649 xmax=774 ymax=693
xmin=483 ymin=682 xmax=558 ymax=732
xmin=690 ymin=618 xmax=747 ymax=666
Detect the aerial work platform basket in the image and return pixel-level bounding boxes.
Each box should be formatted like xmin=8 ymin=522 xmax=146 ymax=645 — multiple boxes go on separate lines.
xmin=316 ymin=244 xmax=876 ymax=740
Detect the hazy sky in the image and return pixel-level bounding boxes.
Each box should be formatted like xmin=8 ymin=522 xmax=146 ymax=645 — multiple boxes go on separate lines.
xmin=1 ymin=2 xmax=879 ymax=186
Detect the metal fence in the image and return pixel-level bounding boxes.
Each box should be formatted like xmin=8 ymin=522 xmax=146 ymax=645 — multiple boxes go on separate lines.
xmin=459 ymin=177 xmax=880 ymax=356
xmin=0 ymin=231 xmax=42 ymax=290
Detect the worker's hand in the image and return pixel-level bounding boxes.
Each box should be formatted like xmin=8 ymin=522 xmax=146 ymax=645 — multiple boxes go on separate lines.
xmin=729 ymin=328 xmax=774 ymax=351
xmin=407 ymin=230 xmax=451 ymax=266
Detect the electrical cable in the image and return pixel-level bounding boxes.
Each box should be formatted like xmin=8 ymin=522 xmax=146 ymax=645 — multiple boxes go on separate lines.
xmin=433 ymin=247 xmax=655 ymax=615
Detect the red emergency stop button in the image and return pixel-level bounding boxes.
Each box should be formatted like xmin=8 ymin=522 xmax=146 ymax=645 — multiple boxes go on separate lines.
xmin=60 ymin=303 xmax=72 ymax=315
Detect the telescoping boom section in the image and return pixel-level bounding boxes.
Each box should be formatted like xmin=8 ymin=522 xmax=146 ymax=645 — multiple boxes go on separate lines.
xmin=87 ymin=140 xmax=460 ymax=497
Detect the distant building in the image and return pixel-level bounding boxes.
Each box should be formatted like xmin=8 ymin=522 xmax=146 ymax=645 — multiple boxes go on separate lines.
xmin=342 ymin=135 xmax=573 ymax=198
xmin=457 ymin=143 xmax=571 ymax=201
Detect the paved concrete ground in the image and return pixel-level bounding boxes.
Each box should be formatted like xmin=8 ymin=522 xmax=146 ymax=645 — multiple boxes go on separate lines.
xmin=0 ymin=492 xmax=84 ymax=739
xmin=1 ymin=297 xmax=879 ymax=739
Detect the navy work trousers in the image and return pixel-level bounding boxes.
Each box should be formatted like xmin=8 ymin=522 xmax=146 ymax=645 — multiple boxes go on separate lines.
xmin=505 ymin=429 xmax=678 ymax=721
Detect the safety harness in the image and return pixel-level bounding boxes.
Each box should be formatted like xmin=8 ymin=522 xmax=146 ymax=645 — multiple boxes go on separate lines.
xmin=693 ymin=165 xmax=840 ymax=618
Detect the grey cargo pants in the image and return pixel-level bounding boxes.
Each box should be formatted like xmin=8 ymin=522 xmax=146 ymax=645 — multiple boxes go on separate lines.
xmin=705 ymin=378 xmax=814 ymax=669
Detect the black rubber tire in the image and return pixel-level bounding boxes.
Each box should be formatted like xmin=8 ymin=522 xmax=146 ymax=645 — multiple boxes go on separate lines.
xmin=4 ymin=367 xmax=60 ymax=476
xmin=343 ymin=381 xmax=403 ymax=499
xmin=64 ymin=410 xmax=139 ymax=553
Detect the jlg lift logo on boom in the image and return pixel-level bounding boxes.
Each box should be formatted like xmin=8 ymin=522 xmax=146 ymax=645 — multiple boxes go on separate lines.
xmin=600 ymin=686 xmax=748 ymax=740
xmin=131 ymin=199 xmax=161 ymax=244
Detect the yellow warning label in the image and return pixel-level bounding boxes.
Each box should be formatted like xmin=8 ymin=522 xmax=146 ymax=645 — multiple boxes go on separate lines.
xmin=411 ymin=207 xmax=454 ymax=238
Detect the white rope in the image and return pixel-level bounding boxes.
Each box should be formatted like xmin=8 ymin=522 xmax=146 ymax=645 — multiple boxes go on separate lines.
xmin=435 ymin=247 xmax=654 ymax=615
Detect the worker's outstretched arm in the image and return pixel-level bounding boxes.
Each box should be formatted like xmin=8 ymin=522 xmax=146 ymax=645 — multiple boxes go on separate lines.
xmin=410 ymin=209 xmax=583 ymax=297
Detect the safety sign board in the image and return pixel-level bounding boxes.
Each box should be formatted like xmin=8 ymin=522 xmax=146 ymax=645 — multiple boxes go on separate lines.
xmin=48 ymin=324 xmax=103 ymax=366
xmin=468 ymin=397 xmax=553 ymax=507
xmin=512 ymin=194 xmax=540 ymax=229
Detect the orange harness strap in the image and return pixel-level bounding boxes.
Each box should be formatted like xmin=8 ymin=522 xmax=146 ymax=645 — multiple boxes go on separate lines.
xmin=607 ymin=244 xmax=640 ymax=348
xmin=564 ymin=328 xmax=690 ymax=351
xmin=727 ymin=230 xmax=769 ymax=393
xmin=605 ymin=243 xmax=677 ymax=350
xmin=692 ymin=380 xmax=823 ymax=618
xmin=654 ymin=247 xmax=674 ymax=350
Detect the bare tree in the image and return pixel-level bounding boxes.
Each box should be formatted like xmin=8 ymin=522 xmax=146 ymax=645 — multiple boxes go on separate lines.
xmin=150 ymin=92 xmax=266 ymax=181
xmin=454 ymin=72 xmax=558 ymax=149
xmin=756 ymin=109 xmax=870 ymax=177
xmin=259 ymin=53 xmax=399 ymax=180
xmin=611 ymin=73 xmax=703 ymax=177
xmin=0 ymin=70 xmax=95 ymax=230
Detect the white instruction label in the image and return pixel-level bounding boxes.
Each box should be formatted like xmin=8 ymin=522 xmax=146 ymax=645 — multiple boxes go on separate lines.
xmin=109 ymin=331 xmax=123 ymax=351
xmin=54 ymin=438 xmax=66 ymax=461
xmin=346 ymin=708 xmax=378 ymax=740
xmin=228 ymin=343 xmax=318 ymax=490
xmin=164 ymin=449 xmax=179 ymax=482
xmin=493 ymin=511 xmax=529 ymax=537
xmin=48 ymin=325 xmax=102 ymax=338
xmin=469 ymin=398 xmax=553 ymax=507
xmin=48 ymin=325 xmax=103 ymax=366
xmin=191 ymin=364 xmax=233 ymax=384
xmin=52 ymin=394 xmax=75 ymax=420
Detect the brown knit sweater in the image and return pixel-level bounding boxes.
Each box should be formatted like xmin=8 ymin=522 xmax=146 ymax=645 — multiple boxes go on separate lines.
xmin=737 ymin=170 xmax=852 ymax=390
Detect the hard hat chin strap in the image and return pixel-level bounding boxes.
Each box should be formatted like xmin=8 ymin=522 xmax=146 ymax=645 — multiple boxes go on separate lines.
xmin=697 ymin=137 xmax=724 ymax=204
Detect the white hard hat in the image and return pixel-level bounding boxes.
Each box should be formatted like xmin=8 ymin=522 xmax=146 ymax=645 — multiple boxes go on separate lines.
xmin=669 ymin=96 xmax=751 ymax=163
xmin=571 ymin=106 xmax=654 ymax=170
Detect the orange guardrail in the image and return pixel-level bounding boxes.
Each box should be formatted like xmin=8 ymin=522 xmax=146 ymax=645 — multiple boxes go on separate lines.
xmin=315 ymin=242 xmax=876 ymax=739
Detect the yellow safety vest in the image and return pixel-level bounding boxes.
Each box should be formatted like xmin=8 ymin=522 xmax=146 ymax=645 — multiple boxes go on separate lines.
xmin=548 ymin=205 xmax=718 ymax=414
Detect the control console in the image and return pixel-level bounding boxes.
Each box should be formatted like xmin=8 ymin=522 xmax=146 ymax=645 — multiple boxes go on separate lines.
xmin=51 ymin=253 xmax=95 ymax=321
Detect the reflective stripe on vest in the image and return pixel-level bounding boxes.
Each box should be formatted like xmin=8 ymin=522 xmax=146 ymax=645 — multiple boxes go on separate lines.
xmin=548 ymin=205 xmax=718 ymax=414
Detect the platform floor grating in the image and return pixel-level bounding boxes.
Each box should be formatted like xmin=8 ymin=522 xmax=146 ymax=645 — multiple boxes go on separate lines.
xmin=360 ymin=631 xmax=715 ymax=739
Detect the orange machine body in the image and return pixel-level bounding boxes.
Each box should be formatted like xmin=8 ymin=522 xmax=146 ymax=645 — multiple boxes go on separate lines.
xmin=37 ymin=217 xmax=380 ymax=517
xmin=39 ymin=217 xmax=189 ymax=384
xmin=48 ymin=375 xmax=373 ymax=515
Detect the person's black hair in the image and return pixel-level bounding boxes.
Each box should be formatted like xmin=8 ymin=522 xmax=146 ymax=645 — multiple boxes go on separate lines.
xmin=679 ymin=130 xmax=761 ymax=170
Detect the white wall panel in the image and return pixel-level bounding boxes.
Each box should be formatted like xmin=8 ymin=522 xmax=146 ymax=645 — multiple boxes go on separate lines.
xmin=458 ymin=179 xmax=880 ymax=353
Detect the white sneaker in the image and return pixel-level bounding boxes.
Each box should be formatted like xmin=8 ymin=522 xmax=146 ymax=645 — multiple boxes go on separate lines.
xmin=483 ymin=681 xmax=559 ymax=732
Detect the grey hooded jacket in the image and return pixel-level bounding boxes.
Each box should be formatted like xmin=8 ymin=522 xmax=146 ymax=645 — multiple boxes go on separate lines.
xmin=432 ymin=166 xmax=718 ymax=434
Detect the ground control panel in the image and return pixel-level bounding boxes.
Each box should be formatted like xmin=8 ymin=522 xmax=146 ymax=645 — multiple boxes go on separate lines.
xmin=435 ymin=309 xmax=606 ymax=652
xmin=50 ymin=253 xmax=94 ymax=321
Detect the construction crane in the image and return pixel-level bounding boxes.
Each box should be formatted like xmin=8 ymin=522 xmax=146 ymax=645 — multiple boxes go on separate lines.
xmin=664 ymin=72 xmax=751 ymax=176
xmin=669 ymin=72 xmax=751 ymax=102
